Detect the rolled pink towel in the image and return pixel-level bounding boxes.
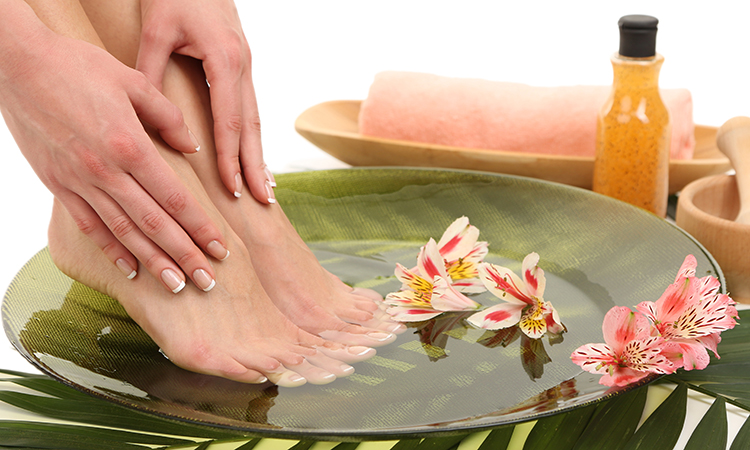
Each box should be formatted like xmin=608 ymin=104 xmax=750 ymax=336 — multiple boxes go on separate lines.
xmin=359 ymin=71 xmax=694 ymax=159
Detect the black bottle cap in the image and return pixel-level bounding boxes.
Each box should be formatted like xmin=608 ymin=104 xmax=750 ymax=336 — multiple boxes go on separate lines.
xmin=618 ymin=15 xmax=658 ymax=58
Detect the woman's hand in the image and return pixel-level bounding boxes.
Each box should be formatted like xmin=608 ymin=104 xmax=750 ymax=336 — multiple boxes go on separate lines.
xmin=136 ymin=0 xmax=275 ymax=204
xmin=0 ymin=14 xmax=229 ymax=294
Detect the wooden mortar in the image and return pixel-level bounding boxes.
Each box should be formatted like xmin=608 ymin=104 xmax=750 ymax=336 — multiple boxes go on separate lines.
xmin=676 ymin=174 xmax=749 ymax=302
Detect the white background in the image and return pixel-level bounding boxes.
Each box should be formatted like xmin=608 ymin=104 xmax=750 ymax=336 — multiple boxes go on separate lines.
xmin=1 ymin=1 xmax=749 ymax=446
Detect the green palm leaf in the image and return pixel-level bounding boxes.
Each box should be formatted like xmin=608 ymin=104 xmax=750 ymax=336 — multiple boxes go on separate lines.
xmin=622 ymin=383 xmax=687 ymax=450
xmin=684 ymin=397 xmax=727 ymax=450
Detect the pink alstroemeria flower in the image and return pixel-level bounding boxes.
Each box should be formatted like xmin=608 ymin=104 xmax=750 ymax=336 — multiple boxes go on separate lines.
xmin=467 ymin=253 xmax=565 ymax=339
xmin=571 ymin=306 xmax=676 ymax=387
xmin=435 ymin=217 xmax=489 ymax=293
xmin=385 ymin=239 xmax=481 ymax=322
xmin=636 ymin=255 xmax=738 ymax=371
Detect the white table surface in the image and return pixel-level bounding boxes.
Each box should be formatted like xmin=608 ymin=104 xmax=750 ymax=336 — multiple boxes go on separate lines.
xmin=2 ymin=2 xmax=750 ymax=448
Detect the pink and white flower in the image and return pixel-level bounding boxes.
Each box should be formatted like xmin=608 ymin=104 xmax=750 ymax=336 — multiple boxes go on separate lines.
xmin=571 ymin=306 xmax=676 ymax=387
xmin=636 ymin=255 xmax=738 ymax=371
xmin=385 ymin=239 xmax=481 ymax=322
xmin=467 ymin=253 xmax=565 ymax=339
xmin=434 ymin=217 xmax=489 ymax=293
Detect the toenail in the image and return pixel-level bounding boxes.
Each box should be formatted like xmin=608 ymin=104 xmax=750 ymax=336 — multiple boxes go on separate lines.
xmin=340 ymin=364 xmax=355 ymax=375
xmin=348 ymin=346 xmax=373 ymax=356
xmin=255 ymin=376 xmax=268 ymax=384
xmin=161 ymin=268 xmax=186 ymax=294
xmin=367 ymin=331 xmax=394 ymax=341
xmin=115 ymin=258 xmax=137 ymax=280
xmin=206 ymin=240 xmax=230 ymax=261
xmin=193 ymin=269 xmax=216 ymax=292
xmin=289 ymin=374 xmax=305 ymax=383
xmin=386 ymin=323 xmax=406 ymax=333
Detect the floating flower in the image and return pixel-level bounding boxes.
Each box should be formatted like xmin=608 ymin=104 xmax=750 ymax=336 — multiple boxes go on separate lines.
xmin=385 ymin=239 xmax=481 ymax=322
xmin=433 ymin=216 xmax=489 ymax=293
xmin=467 ymin=253 xmax=565 ymax=339
xmin=571 ymin=306 xmax=676 ymax=387
xmin=635 ymin=255 xmax=738 ymax=371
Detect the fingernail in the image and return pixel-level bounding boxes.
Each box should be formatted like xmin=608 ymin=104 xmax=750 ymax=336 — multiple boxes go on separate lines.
xmin=264 ymin=166 xmax=277 ymax=188
xmin=348 ymin=346 xmax=374 ymax=356
xmin=116 ymin=258 xmax=137 ymax=280
xmin=188 ymin=129 xmax=201 ymax=152
xmin=367 ymin=331 xmax=394 ymax=342
xmin=206 ymin=240 xmax=230 ymax=261
xmin=161 ymin=268 xmax=186 ymax=294
xmin=234 ymin=173 xmax=242 ymax=198
xmin=193 ymin=269 xmax=216 ymax=292
xmin=265 ymin=180 xmax=276 ymax=204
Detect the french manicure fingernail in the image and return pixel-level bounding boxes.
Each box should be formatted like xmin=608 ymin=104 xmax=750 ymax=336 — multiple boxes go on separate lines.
xmin=161 ymin=268 xmax=186 ymax=294
xmin=265 ymin=180 xmax=276 ymax=204
xmin=116 ymin=258 xmax=137 ymax=280
xmin=188 ymin=129 xmax=201 ymax=152
xmin=234 ymin=173 xmax=242 ymax=198
xmin=264 ymin=166 xmax=277 ymax=188
xmin=206 ymin=240 xmax=230 ymax=261
xmin=193 ymin=269 xmax=216 ymax=292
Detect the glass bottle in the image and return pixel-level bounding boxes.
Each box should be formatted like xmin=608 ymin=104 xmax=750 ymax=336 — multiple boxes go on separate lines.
xmin=592 ymin=15 xmax=671 ymax=217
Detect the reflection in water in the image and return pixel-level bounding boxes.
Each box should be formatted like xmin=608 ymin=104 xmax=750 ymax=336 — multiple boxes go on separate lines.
xmin=18 ymin=281 xmax=279 ymax=428
xmin=409 ymin=311 xmax=565 ymax=380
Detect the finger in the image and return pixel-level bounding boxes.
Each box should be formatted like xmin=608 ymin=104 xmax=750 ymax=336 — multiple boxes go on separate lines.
xmin=237 ymin=69 xmax=275 ymax=205
xmin=57 ymin=191 xmax=138 ymax=280
xmin=128 ymin=72 xmax=201 ymax=155
xmin=134 ymin=24 xmax=176 ymax=92
xmin=124 ymin=141 xmax=230 ymax=263
xmin=202 ymin=55 xmax=243 ymax=198
xmin=80 ymin=187 xmax=189 ymax=294
xmin=103 ymin=175 xmax=219 ymax=294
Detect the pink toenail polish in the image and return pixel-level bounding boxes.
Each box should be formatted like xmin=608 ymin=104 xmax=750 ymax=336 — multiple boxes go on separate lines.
xmin=115 ymin=258 xmax=137 ymax=280
xmin=193 ymin=269 xmax=216 ymax=292
xmin=206 ymin=240 xmax=230 ymax=261
xmin=161 ymin=268 xmax=186 ymax=294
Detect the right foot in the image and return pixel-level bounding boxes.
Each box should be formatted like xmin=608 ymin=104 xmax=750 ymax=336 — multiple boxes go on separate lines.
xmin=47 ymin=200 xmax=374 ymax=387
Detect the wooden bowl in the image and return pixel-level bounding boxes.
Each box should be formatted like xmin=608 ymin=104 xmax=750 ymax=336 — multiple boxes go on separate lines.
xmin=676 ymin=174 xmax=750 ymax=302
xmin=295 ymin=100 xmax=731 ymax=194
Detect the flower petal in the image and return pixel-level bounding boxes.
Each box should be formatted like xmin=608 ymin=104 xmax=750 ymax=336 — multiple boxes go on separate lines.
xmin=451 ymin=277 xmax=487 ymax=294
xmin=431 ymin=276 xmax=481 ymax=311
xmin=384 ymin=289 xmax=428 ymax=307
xmin=418 ymin=239 xmax=449 ymax=280
xmin=522 ymin=252 xmax=546 ymax=298
xmin=571 ymin=343 xmax=616 ymax=375
xmin=436 ymin=217 xmax=479 ymax=261
xmin=602 ymin=306 xmax=650 ymax=354
xmin=478 ymin=263 xmax=533 ymax=305
xmin=675 ymin=254 xmax=698 ymax=282
xmin=394 ymin=263 xmax=432 ymax=294
xmin=467 ymin=302 xmax=524 ymax=330
xmin=385 ymin=306 xmax=443 ymax=322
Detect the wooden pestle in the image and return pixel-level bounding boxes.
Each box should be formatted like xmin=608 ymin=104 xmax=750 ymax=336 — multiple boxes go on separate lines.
xmin=716 ymin=116 xmax=750 ymax=224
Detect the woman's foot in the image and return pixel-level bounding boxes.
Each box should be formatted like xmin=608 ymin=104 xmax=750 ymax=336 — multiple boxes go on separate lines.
xmin=47 ymin=199 xmax=375 ymax=387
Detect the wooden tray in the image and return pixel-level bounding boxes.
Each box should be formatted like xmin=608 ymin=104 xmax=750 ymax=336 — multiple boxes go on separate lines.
xmin=295 ymin=100 xmax=730 ymax=194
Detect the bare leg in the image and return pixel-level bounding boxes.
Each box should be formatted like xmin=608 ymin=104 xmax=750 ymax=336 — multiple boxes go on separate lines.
xmin=79 ymin=1 xmax=405 ymax=344
xmin=35 ymin=1 xmax=374 ymax=387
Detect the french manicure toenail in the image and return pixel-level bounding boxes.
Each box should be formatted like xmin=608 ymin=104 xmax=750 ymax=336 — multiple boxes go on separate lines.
xmin=348 ymin=346 xmax=372 ymax=356
xmin=256 ymin=376 xmax=268 ymax=384
xmin=368 ymin=331 xmax=394 ymax=341
xmin=290 ymin=374 xmax=305 ymax=382
xmin=115 ymin=258 xmax=137 ymax=280
xmin=161 ymin=269 xmax=185 ymax=294
xmin=387 ymin=323 xmax=406 ymax=332
xmin=188 ymin=129 xmax=201 ymax=152
xmin=340 ymin=364 xmax=355 ymax=375
xmin=265 ymin=180 xmax=276 ymax=204
xmin=193 ymin=269 xmax=216 ymax=292
xmin=234 ymin=173 xmax=242 ymax=198
xmin=206 ymin=240 xmax=230 ymax=261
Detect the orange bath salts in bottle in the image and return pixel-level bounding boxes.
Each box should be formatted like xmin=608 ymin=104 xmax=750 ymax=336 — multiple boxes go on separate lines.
xmin=592 ymin=15 xmax=670 ymax=217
